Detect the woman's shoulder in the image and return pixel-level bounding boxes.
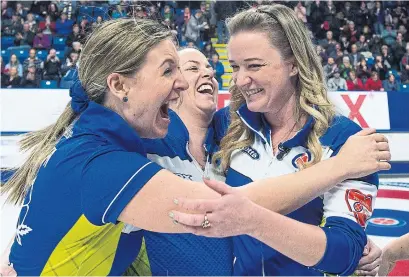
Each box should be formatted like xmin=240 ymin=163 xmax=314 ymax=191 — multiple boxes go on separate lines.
xmin=320 ymin=115 xmax=361 ymax=149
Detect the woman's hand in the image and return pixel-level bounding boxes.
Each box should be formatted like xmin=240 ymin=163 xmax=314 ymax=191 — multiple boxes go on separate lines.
xmin=355 ymin=238 xmax=382 ymax=276
xmin=334 ymin=128 xmax=391 ymax=179
xmin=169 ymin=178 xmax=259 ymax=238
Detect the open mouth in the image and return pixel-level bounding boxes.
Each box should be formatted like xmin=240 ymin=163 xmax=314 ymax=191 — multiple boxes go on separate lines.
xmin=243 ymin=88 xmax=264 ymax=96
xmin=197 ymin=83 xmax=214 ymax=95
xmin=159 ymin=102 xmax=169 ymax=119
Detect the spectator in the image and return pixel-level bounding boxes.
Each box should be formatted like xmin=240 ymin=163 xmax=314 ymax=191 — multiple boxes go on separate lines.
xmin=14 ymin=23 xmax=35 ymax=47
xmin=321 ymin=31 xmax=337 ymax=57
xmin=381 ymin=45 xmax=394 ymax=69
xmin=33 ymin=29 xmax=51 ymax=50
xmin=356 ymin=1 xmax=370 ymax=27
xmin=111 ymin=4 xmax=127 ymax=19
xmin=21 ymin=64 xmax=41 ymax=88
xmin=48 ymin=2 xmax=60 ymax=22
xmin=2 ymin=13 xmax=23 ymax=37
xmin=371 ymin=1 xmax=384 ymax=35
xmin=1 ymin=0 xmax=14 ymax=19
xmin=346 ymin=70 xmax=364 ymax=91
xmin=349 ymin=44 xmax=364 ymax=67
xmin=327 ymin=69 xmax=347 ymax=91
xmin=0 ymin=56 xmax=5 ymax=75
xmin=92 ymin=16 xmax=104 ymax=28
xmin=398 ymin=25 xmax=409 ymax=44
xmin=342 ymin=1 xmax=356 ymax=23
xmin=209 ymin=53 xmax=224 ymax=90
xmin=202 ymin=41 xmax=216 ymax=60
xmin=372 ymin=54 xmax=387 ymax=80
xmin=323 ymin=0 xmax=336 ymax=27
xmin=68 ymin=41 xmax=82 ymax=57
xmin=214 ymin=1 xmax=237 ymax=44
xmin=39 ymin=15 xmax=56 ymax=35
xmin=66 ymin=24 xmax=85 ymax=47
xmin=365 ymin=71 xmax=384 ymax=91
xmin=43 ymin=49 xmax=61 ymax=82
xmin=147 ymin=5 xmax=160 ymax=21
xmin=30 ymin=1 xmax=48 ymax=17
xmin=294 ymin=1 xmax=307 ymax=23
xmin=61 ymin=52 xmax=79 ymax=76
xmin=4 ymin=67 xmax=22 ymax=88
xmin=401 ymin=44 xmax=409 ymax=82
xmin=323 ymin=57 xmax=338 ymax=81
xmin=309 ymin=0 xmax=325 ymax=31
xmin=5 ymin=54 xmax=23 ymax=77
xmin=333 ymin=43 xmax=344 ymax=66
xmin=56 ymin=12 xmax=74 ymax=36
xmin=26 ymin=13 xmax=38 ymax=33
xmin=23 ymin=48 xmax=43 ymax=74
xmin=359 ymin=25 xmax=373 ymax=41
xmin=316 ymin=45 xmax=327 ymax=65
xmin=79 ymin=17 xmax=91 ymax=36
xmin=343 ymin=21 xmax=358 ymax=44
xmin=339 ymin=56 xmax=354 ymax=79
xmin=369 ymin=35 xmax=384 ymax=55
xmin=162 ymin=5 xmax=174 ymax=22
xmin=185 ymin=9 xmax=208 ymax=48
xmin=356 ymin=35 xmax=370 ymax=53
xmin=356 ymin=57 xmax=371 ymax=84
xmin=382 ymin=72 xmax=401 ymax=91
xmin=392 ymin=32 xmax=407 ymax=67
xmin=15 ymin=2 xmax=27 ymax=19
xmin=382 ymin=23 xmax=398 ymax=47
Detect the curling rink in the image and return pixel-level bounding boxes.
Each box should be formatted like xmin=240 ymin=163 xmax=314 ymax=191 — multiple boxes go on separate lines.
xmin=1 ymin=89 xmax=409 ymax=275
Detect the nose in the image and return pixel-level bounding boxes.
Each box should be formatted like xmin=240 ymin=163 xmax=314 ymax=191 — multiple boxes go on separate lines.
xmin=233 ymin=69 xmax=251 ymax=88
xmin=203 ymin=66 xmax=214 ymax=79
xmin=174 ymin=67 xmax=189 ymax=96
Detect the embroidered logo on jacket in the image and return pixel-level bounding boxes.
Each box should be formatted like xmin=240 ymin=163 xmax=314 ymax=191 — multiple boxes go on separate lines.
xmin=291 ymin=152 xmax=311 ymax=168
xmin=241 ymin=146 xmax=260 ymax=160
xmin=345 ymin=189 xmax=373 ymax=227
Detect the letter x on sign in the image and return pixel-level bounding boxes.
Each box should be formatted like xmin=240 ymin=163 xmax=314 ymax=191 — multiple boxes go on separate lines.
xmin=341 ymin=94 xmax=369 ymax=128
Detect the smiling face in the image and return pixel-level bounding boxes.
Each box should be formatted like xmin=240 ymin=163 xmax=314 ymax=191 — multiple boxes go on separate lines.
xmin=173 ymin=48 xmax=219 ymax=117
xmin=109 ymin=39 xmax=189 ymax=138
xmin=228 ymin=31 xmax=297 ymax=114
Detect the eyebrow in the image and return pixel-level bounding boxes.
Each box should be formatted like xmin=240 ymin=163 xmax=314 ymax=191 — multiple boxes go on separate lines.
xmin=159 ymin=58 xmax=176 ymax=68
xmin=229 ymin=58 xmax=264 ymax=63
xmin=182 ymin=60 xmax=200 ymax=66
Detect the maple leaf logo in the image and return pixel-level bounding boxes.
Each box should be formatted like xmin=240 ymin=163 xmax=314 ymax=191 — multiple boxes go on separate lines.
xmin=16 ymin=224 xmax=33 ymax=246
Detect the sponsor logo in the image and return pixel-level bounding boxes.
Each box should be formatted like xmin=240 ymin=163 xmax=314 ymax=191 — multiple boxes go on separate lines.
xmin=174 ymin=173 xmax=193 ymax=180
xmin=345 ymin=189 xmax=373 ymax=227
xmin=241 ymin=146 xmax=260 ymax=160
xmin=291 ymin=152 xmax=311 ymax=168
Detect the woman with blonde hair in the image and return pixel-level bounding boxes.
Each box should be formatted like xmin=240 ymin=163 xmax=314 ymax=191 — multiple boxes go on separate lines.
xmin=170 ymin=4 xmax=386 ymax=276
xmin=1 ymin=17 xmax=388 ymax=276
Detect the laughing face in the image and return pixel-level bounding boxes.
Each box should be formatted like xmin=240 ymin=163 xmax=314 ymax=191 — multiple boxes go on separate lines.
xmin=175 ymin=48 xmax=219 ymax=117
xmin=119 ymin=39 xmax=189 ymax=138
xmin=228 ymin=31 xmax=297 ymax=115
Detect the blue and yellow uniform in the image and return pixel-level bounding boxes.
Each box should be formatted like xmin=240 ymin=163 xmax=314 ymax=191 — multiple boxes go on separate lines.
xmin=9 ymin=101 xmax=162 ymax=276
xmin=124 ymin=110 xmax=233 ymax=276
xmin=216 ymin=105 xmax=378 ymax=276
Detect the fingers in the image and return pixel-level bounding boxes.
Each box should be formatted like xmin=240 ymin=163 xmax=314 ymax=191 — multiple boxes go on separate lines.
xmin=203 ymin=178 xmax=234 ymax=196
xmin=377 ymin=151 xmax=392 ymax=161
xmin=358 ymin=257 xmax=382 ymax=271
xmin=169 ymin=210 xmax=209 ymax=227
xmin=355 ymin=266 xmax=380 ymax=276
xmin=377 ymin=142 xmax=390 ymax=151
xmin=174 ymin=197 xmax=220 ymax=213
xmin=372 ymin=133 xmax=388 ymax=143
xmin=356 ymin=128 xmax=377 ymax=136
xmin=378 ymin=161 xmax=391 ymax=171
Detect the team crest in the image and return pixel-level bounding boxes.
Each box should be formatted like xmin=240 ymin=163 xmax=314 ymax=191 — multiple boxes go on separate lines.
xmin=345 ymin=189 xmax=373 ymax=227
xmin=291 ymin=152 xmax=311 ymax=168
xmin=241 ymin=146 xmax=260 ymax=160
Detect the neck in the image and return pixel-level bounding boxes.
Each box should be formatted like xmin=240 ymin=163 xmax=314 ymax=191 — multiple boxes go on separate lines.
xmin=172 ymin=104 xmax=213 ymax=166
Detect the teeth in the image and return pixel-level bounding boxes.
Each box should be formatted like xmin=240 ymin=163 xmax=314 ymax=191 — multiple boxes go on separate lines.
xmin=198 ymin=84 xmax=213 ymax=93
xmin=244 ymin=88 xmax=263 ymax=96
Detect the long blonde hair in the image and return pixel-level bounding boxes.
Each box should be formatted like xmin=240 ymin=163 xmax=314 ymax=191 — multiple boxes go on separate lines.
xmin=214 ymin=4 xmax=335 ymax=172
xmin=2 ymin=18 xmax=173 ymax=205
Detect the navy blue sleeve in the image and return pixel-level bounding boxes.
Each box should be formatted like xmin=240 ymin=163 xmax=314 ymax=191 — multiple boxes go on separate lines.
xmin=213 ymin=106 xmax=231 ymax=144
xmin=81 ymin=150 xmax=163 ymax=226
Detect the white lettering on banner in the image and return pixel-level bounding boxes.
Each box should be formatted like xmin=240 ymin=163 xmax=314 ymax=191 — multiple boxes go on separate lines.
xmin=218 ymin=91 xmax=391 ymax=130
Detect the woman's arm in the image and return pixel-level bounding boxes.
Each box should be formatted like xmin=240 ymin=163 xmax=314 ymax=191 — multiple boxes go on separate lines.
xmin=115 ymin=129 xmax=389 ymax=233
xmin=379 ymin=233 xmax=409 ymax=276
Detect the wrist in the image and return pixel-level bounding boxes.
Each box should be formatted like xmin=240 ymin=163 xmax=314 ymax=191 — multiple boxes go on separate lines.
xmin=327 ymin=156 xmax=349 ymax=183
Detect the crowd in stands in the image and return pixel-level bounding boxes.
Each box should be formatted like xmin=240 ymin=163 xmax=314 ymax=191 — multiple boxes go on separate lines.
xmin=1 ymin=0 xmax=409 ymax=92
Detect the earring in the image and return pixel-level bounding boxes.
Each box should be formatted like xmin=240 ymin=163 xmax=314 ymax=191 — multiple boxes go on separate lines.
xmin=122 ymin=96 xmax=128 ymax=102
